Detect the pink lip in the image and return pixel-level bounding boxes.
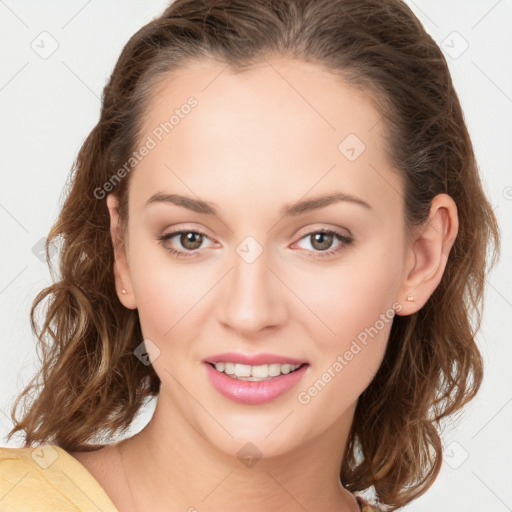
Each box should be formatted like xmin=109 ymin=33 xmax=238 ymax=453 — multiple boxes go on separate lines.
xmin=203 ymin=362 xmax=309 ymax=405
xmin=203 ymin=352 xmax=308 ymax=366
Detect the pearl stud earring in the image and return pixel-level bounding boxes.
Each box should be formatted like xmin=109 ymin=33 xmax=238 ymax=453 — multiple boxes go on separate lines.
xmin=406 ymin=296 xmax=414 ymax=302
xmin=122 ymin=289 xmax=127 ymax=294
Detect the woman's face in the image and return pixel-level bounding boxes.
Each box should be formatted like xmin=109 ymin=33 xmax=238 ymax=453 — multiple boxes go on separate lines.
xmin=109 ymin=58 xmax=412 ymax=458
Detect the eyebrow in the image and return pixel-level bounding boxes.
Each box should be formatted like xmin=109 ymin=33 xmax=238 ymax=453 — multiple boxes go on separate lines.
xmin=144 ymin=191 xmax=372 ymax=216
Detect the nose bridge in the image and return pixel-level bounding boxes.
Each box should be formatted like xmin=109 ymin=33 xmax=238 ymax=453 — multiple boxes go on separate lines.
xmin=218 ymin=238 xmax=286 ymax=335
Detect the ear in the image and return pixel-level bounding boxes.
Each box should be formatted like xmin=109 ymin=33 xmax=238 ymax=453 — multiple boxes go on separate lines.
xmin=106 ymin=193 xmax=137 ymax=310
xmin=395 ymin=193 xmax=459 ymax=316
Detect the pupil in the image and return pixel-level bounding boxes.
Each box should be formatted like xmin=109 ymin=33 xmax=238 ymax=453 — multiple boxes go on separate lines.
xmin=182 ymin=232 xmax=202 ymax=250
xmin=312 ymin=232 xmax=332 ymax=251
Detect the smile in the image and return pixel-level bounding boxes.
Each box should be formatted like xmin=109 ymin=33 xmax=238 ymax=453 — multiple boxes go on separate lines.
xmin=203 ymin=362 xmax=309 ymax=404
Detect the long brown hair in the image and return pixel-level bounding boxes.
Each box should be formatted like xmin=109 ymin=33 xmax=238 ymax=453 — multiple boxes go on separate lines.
xmin=7 ymin=1 xmax=500 ymax=509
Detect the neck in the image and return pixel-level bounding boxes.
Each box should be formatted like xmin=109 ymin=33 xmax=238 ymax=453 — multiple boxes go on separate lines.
xmin=117 ymin=393 xmax=359 ymax=512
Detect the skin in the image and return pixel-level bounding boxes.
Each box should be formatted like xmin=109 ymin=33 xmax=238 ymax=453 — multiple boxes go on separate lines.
xmin=70 ymin=57 xmax=458 ymax=512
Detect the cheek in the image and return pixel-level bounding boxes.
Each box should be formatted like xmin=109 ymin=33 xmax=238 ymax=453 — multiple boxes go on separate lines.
xmin=294 ymin=265 xmax=396 ymax=412
xmin=288 ymin=245 xmax=402 ymax=343
xmin=288 ymin=242 xmax=402 ymax=401
xmin=128 ymin=220 xmax=403 ymax=362
xmin=127 ymin=232 xmax=211 ymax=340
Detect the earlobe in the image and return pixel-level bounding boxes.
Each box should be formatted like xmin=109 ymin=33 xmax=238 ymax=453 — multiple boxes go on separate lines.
xmin=395 ymin=193 xmax=458 ymax=316
xmin=106 ymin=194 xmax=137 ymax=310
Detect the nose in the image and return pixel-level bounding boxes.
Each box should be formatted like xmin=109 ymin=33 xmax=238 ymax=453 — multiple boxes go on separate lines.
xmin=216 ymin=246 xmax=288 ymax=337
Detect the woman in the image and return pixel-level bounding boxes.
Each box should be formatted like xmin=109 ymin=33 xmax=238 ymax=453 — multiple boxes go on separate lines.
xmin=0 ymin=0 xmax=500 ymax=511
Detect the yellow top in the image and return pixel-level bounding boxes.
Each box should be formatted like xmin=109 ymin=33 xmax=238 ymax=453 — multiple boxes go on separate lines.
xmin=0 ymin=444 xmax=382 ymax=512
xmin=0 ymin=444 xmax=119 ymax=512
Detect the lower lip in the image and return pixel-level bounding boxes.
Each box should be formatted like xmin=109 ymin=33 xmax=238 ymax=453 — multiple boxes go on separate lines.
xmin=203 ymin=363 xmax=309 ymax=405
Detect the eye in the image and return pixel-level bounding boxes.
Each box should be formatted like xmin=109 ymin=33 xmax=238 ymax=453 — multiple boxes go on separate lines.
xmin=293 ymin=229 xmax=353 ymax=258
xmin=157 ymin=229 xmax=214 ymax=259
xmin=157 ymin=227 xmax=353 ymax=260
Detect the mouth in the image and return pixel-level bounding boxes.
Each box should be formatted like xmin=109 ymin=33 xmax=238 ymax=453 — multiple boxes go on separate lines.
xmin=206 ymin=361 xmax=309 ymax=381
xmin=203 ymin=359 xmax=310 ymax=405
xmin=203 ymin=351 xmax=309 ymax=382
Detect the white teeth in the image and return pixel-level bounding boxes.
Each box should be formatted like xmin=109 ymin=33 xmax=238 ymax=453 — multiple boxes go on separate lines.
xmin=224 ymin=362 xmax=236 ymax=375
xmin=252 ymin=364 xmax=270 ymax=378
xmin=212 ymin=362 xmax=303 ymax=380
xmin=235 ymin=363 xmax=251 ymax=377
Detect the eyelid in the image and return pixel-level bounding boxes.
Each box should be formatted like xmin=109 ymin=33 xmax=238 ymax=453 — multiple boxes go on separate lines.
xmin=160 ymin=223 xmax=351 ymax=243
xmin=292 ymin=223 xmax=352 ymax=241
xmin=160 ymin=227 xmax=217 ymax=247
xmin=158 ymin=223 xmax=353 ymax=259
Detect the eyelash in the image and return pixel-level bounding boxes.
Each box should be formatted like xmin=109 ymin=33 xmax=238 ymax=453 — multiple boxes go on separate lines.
xmin=157 ymin=228 xmax=353 ymax=260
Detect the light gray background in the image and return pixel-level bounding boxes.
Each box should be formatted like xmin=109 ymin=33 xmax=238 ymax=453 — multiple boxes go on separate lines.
xmin=1 ymin=1 xmax=510 ymax=511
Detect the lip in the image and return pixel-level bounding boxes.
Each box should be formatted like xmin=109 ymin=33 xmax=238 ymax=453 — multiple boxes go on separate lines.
xmin=203 ymin=352 xmax=308 ymax=366
xmin=203 ymin=362 xmax=309 ymax=405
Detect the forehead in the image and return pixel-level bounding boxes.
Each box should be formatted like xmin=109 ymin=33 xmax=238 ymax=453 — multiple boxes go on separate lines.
xmin=141 ymin=57 xmax=382 ymax=142
xmin=132 ymin=57 xmax=403 ymax=216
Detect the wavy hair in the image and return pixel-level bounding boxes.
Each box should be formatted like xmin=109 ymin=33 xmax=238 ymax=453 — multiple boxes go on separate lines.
xmin=7 ymin=0 xmax=500 ymax=509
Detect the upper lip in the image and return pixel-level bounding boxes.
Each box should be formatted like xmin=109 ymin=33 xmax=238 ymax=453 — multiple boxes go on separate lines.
xmin=203 ymin=352 xmax=308 ymax=366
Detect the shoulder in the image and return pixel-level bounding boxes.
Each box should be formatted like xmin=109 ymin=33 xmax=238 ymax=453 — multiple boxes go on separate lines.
xmin=0 ymin=444 xmax=119 ymax=511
